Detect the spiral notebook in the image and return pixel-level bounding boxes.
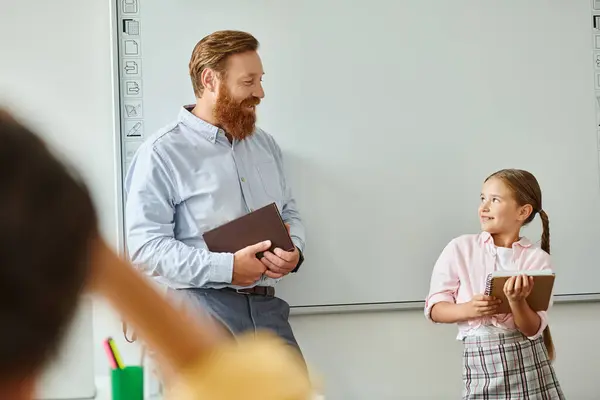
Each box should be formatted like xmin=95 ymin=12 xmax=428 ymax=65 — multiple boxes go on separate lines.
xmin=484 ymin=270 xmax=555 ymax=314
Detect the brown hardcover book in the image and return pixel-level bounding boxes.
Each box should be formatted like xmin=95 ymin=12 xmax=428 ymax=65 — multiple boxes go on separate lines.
xmin=202 ymin=202 xmax=294 ymax=257
xmin=484 ymin=270 xmax=555 ymax=314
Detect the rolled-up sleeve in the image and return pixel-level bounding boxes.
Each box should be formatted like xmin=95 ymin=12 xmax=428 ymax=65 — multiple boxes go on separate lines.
xmin=257 ymin=135 xmax=306 ymax=286
xmin=527 ymin=310 xmax=548 ymax=340
xmin=424 ymin=240 xmax=459 ymax=321
xmin=124 ymin=144 xmax=233 ymax=287
xmin=272 ymin=138 xmax=305 ymax=254
xmin=267 ymin=135 xmax=305 ymax=280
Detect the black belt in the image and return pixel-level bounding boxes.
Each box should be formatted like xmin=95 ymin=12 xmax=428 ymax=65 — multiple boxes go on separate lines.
xmin=225 ymin=286 xmax=275 ymax=296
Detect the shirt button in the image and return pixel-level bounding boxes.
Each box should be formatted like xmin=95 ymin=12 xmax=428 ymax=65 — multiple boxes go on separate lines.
xmin=241 ymin=177 xmax=246 ymax=182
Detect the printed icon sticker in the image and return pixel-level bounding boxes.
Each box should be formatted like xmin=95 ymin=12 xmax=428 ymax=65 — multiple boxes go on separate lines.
xmin=125 ymin=120 xmax=143 ymax=138
xmin=123 ymin=39 xmax=140 ymax=56
xmin=123 ymin=59 xmax=141 ymax=77
xmin=124 ymin=101 xmax=143 ymax=118
xmin=123 ymin=18 xmax=140 ymax=36
xmin=122 ymin=0 xmax=138 ymax=14
xmin=124 ymin=140 xmax=142 ymax=165
xmin=124 ymin=80 xmax=142 ymax=97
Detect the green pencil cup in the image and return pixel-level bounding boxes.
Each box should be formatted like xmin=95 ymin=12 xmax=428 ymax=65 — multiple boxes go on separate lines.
xmin=111 ymin=366 xmax=144 ymax=400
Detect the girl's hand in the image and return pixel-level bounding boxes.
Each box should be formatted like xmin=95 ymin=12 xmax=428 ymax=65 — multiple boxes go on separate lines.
xmin=503 ymin=275 xmax=534 ymax=303
xmin=463 ymin=294 xmax=502 ymax=319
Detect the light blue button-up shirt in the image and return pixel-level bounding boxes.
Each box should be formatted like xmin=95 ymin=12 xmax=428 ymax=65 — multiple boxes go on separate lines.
xmin=124 ymin=106 xmax=306 ymax=290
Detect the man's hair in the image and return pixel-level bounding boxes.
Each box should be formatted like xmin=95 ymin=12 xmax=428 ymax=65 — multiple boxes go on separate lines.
xmin=0 ymin=109 xmax=98 ymax=381
xmin=189 ymin=30 xmax=259 ymax=98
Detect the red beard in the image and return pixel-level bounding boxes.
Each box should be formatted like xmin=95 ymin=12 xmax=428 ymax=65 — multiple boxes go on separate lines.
xmin=213 ymin=85 xmax=261 ymax=140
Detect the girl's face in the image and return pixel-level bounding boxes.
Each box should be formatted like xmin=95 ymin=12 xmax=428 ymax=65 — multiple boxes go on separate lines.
xmin=479 ymin=177 xmax=532 ymax=236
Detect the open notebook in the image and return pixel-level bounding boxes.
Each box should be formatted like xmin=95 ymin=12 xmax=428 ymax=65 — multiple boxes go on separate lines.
xmin=484 ymin=270 xmax=555 ymax=314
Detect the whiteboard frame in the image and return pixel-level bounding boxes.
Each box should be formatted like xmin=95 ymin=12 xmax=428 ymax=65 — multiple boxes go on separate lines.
xmin=109 ymin=0 xmax=600 ymax=315
xmin=289 ymin=293 xmax=600 ymax=315
xmin=110 ymin=0 xmax=126 ymax=256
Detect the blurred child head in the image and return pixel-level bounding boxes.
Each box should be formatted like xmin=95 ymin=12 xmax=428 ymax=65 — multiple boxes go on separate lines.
xmin=0 ymin=109 xmax=98 ymax=397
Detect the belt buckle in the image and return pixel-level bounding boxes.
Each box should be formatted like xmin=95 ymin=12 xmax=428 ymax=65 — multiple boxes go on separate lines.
xmin=235 ymin=288 xmax=250 ymax=295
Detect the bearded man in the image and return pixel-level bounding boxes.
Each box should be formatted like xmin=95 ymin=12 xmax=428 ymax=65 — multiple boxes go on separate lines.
xmin=124 ymin=30 xmax=306 ymax=357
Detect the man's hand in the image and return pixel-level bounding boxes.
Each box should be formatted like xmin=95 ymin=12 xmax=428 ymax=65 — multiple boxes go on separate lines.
xmin=504 ymin=274 xmax=534 ymax=304
xmin=232 ymin=241 xmax=271 ymax=286
xmin=261 ymin=224 xmax=300 ymax=279
xmin=462 ymin=294 xmax=502 ymax=319
xmin=261 ymin=247 xmax=300 ymax=279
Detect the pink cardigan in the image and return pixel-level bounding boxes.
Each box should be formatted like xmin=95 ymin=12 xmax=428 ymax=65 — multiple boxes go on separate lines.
xmin=424 ymin=231 xmax=551 ymax=340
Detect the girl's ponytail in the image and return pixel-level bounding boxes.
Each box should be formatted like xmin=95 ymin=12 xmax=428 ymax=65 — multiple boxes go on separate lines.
xmin=538 ymin=209 xmax=554 ymax=361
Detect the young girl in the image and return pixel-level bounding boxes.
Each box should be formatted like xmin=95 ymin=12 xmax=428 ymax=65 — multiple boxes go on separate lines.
xmin=425 ymin=169 xmax=564 ymax=399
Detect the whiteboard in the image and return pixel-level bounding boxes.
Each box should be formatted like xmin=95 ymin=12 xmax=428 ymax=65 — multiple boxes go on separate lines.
xmin=115 ymin=0 xmax=600 ymax=309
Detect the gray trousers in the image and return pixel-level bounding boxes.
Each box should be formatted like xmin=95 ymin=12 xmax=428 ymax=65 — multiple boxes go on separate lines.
xmin=177 ymin=288 xmax=304 ymax=360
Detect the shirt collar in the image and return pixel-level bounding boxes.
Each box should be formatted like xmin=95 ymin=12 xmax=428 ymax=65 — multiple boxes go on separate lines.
xmin=178 ymin=105 xmax=221 ymax=144
xmin=478 ymin=231 xmax=532 ymax=248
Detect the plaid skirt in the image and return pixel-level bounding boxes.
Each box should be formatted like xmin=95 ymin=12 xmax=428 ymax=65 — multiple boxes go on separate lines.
xmin=462 ymin=330 xmax=564 ymax=400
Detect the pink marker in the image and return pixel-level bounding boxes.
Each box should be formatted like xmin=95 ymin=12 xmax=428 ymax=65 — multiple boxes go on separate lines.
xmin=103 ymin=339 xmax=118 ymax=369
